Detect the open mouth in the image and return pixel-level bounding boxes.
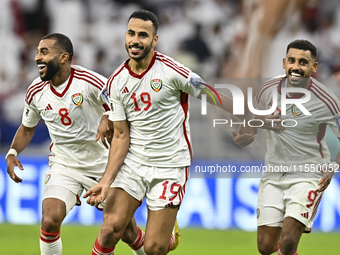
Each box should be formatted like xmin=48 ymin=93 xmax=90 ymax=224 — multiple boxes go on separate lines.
xmin=129 ymin=45 xmax=144 ymax=54
xmin=38 ymin=64 xmax=47 ymax=74
xmin=289 ymin=71 xmax=303 ymax=82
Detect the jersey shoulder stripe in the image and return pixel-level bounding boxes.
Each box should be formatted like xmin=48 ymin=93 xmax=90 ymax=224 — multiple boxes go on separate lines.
xmin=26 ymin=80 xmax=44 ymax=99
xmin=156 ymin=52 xmax=190 ymax=74
xmin=310 ymin=81 xmax=340 ymax=116
xmin=107 ymin=63 xmax=125 ymax=97
xmin=73 ymin=73 xmax=103 ymax=91
xmin=25 ymin=80 xmax=49 ymax=105
xmin=256 ymin=77 xmax=282 ymax=103
xmin=155 ymin=52 xmax=190 ymax=78
xmin=73 ymin=69 xmax=105 ymax=87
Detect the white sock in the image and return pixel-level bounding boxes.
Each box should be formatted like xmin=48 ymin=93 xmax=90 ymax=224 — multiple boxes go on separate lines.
xmin=40 ymin=227 xmax=62 ymax=255
xmin=132 ymin=246 xmax=146 ymax=255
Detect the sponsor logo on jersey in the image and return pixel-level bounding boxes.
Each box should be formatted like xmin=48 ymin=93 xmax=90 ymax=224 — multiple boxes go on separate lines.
xmin=292 ymin=104 xmax=303 ymax=116
xmin=71 ymin=93 xmax=83 ymax=106
xmin=45 ymin=174 xmax=51 ymax=184
xmin=45 ymin=104 xmax=52 ymax=111
xmin=25 ymin=108 xmax=30 ymax=116
xmin=150 ymin=79 xmax=162 ymax=92
xmin=122 ymin=86 xmax=129 ymax=93
xmin=257 ymin=208 xmax=260 ymax=219
xmin=301 ymin=212 xmax=309 ymax=219
xmin=335 ymin=116 xmax=340 ymax=131
xmin=110 ymin=102 xmax=116 ymax=113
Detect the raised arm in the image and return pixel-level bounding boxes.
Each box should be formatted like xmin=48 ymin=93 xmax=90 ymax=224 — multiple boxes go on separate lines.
xmin=84 ymin=119 xmax=130 ymax=206
xmin=6 ymin=124 xmax=36 ymax=183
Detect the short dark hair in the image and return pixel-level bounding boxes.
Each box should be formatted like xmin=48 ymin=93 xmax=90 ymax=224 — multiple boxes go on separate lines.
xmin=128 ymin=9 xmax=159 ymax=36
xmin=286 ymin=39 xmax=317 ymax=59
xmin=41 ymin=33 xmax=74 ymax=62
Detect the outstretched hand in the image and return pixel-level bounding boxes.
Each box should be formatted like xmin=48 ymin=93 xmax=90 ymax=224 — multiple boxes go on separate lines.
xmin=316 ymin=163 xmax=338 ymax=192
xmin=232 ymin=130 xmax=255 ymax=147
xmin=83 ymin=183 xmax=110 ymax=207
xmin=95 ymin=115 xmax=114 ymax=149
xmin=6 ymin=155 xmax=24 ymax=183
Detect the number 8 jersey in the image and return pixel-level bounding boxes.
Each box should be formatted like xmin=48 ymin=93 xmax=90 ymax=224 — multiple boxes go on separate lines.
xmin=106 ymin=52 xmax=203 ymax=167
xmin=22 ymin=65 xmax=109 ymax=178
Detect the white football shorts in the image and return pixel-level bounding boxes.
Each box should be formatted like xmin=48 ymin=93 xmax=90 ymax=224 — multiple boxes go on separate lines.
xmin=43 ymin=163 xmax=108 ymax=213
xmin=257 ymin=177 xmax=323 ymax=232
xmin=112 ymin=158 xmax=190 ymax=211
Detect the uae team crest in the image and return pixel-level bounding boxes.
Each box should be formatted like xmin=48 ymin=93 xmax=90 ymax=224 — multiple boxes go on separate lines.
xmin=292 ymin=104 xmax=303 ymax=116
xmin=71 ymin=93 xmax=83 ymax=106
xmin=150 ymin=79 xmax=162 ymax=92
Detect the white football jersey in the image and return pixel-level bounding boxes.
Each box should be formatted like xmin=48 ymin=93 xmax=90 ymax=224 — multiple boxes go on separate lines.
xmin=255 ymin=75 xmax=340 ymax=176
xmin=22 ymin=65 xmax=109 ymax=178
xmin=106 ymin=52 xmax=203 ymax=167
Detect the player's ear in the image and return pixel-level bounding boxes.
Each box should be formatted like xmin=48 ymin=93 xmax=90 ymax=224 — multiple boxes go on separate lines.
xmin=312 ymin=61 xmax=318 ymax=73
xmin=152 ymin=34 xmax=158 ymax=48
xmin=60 ymin=52 xmax=70 ymax=64
xmin=282 ymin=58 xmax=287 ymax=69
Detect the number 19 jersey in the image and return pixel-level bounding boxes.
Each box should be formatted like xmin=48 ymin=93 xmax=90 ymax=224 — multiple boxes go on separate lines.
xmin=106 ymin=52 xmax=202 ymax=167
xmin=22 ymin=65 xmax=109 ymax=178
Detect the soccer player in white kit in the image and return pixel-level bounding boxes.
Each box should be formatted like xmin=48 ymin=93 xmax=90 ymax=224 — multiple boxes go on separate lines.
xmin=5 ymin=33 xmax=146 ymax=255
xmin=83 ymin=10 xmax=239 ymax=255
xmin=233 ymin=40 xmax=340 ymax=255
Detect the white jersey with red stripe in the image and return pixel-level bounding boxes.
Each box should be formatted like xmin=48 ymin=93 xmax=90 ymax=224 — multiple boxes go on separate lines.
xmin=22 ymin=65 xmax=109 ymax=178
xmin=106 ymin=51 xmax=203 ymax=167
xmin=255 ymin=75 xmax=340 ymax=176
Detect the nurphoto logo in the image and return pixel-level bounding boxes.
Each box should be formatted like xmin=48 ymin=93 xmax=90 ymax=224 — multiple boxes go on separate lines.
xmin=200 ymin=84 xmax=311 ymax=128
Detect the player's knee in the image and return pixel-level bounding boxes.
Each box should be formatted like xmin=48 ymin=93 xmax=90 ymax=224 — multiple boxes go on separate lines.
xmin=41 ymin=215 xmax=62 ymax=233
xmin=257 ymin=239 xmax=276 ymax=255
xmin=144 ymin=240 xmax=167 ymax=255
xmin=100 ymin=219 xmax=126 ymax=245
xmin=280 ymin=234 xmax=297 ymax=253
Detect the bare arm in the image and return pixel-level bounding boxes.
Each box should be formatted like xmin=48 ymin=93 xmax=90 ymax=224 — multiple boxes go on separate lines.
xmin=95 ymin=114 xmax=114 ymax=149
xmin=6 ymin=124 xmax=36 ymax=183
xmin=316 ymin=137 xmax=340 ymax=192
xmin=84 ymin=119 xmax=130 ymax=206
xmin=198 ymin=91 xmax=234 ymax=115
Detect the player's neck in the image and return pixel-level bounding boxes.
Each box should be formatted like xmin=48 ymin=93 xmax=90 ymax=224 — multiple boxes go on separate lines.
xmin=51 ymin=65 xmax=72 ymax=86
xmin=286 ymin=79 xmax=310 ymax=89
xmin=129 ymin=50 xmax=155 ymax=75
xmin=285 ymin=77 xmax=310 ymax=97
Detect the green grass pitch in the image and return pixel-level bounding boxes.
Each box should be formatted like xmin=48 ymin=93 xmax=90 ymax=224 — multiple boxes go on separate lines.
xmin=0 ymin=224 xmax=339 ymax=254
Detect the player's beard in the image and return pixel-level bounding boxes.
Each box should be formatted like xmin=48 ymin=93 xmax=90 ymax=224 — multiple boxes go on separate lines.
xmin=126 ymin=41 xmax=153 ymax=61
xmin=40 ymin=58 xmax=61 ymax=81
xmin=287 ymin=69 xmax=309 ymax=88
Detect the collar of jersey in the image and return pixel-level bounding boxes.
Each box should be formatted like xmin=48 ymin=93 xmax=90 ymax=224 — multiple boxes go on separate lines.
xmin=124 ymin=52 xmax=156 ymax=79
xmin=277 ymin=76 xmax=312 ymax=99
xmin=50 ymin=68 xmax=74 ymax=98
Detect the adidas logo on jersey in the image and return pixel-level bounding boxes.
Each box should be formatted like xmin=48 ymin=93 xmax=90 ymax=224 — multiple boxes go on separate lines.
xmin=301 ymin=212 xmax=309 ymax=219
xmin=45 ymin=104 xmax=52 ymax=111
xmin=122 ymin=87 xmax=129 ymax=93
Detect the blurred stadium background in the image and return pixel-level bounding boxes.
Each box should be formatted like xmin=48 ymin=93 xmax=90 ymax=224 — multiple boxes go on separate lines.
xmin=1 ymin=0 xmax=340 ymax=254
